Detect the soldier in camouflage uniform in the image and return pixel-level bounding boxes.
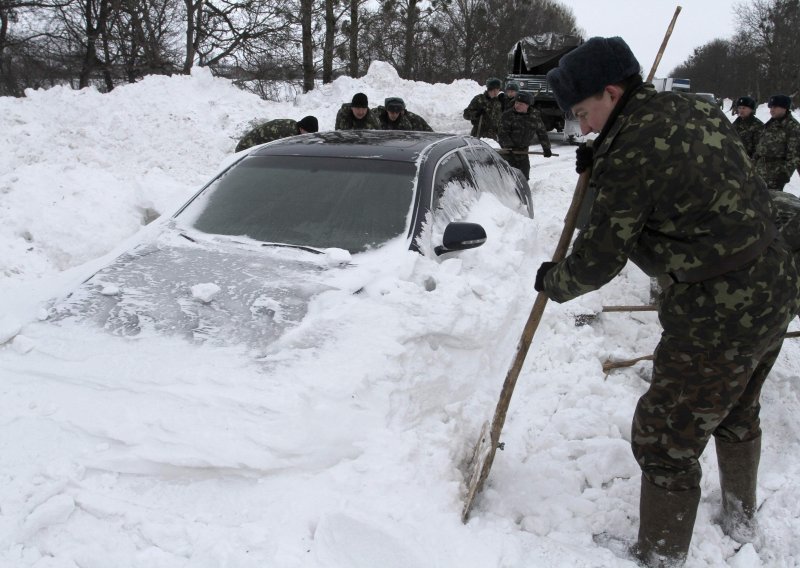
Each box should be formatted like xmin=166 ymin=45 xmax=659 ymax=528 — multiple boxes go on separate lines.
xmin=235 ymin=115 xmax=318 ymax=152
xmin=462 ymin=77 xmax=504 ymax=140
xmin=497 ymin=91 xmax=552 ymax=179
xmin=732 ymin=96 xmax=763 ymax=159
xmin=335 ymin=92 xmax=382 ymax=130
xmin=541 ymin=37 xmax=800 ymax=567
xmin=373 ymin=97 xmax=434 ymax=131
xmin=753 ymin=94 xmax=800 ymax=190
xmin=500 ymin=80 xmax=520 ymax=112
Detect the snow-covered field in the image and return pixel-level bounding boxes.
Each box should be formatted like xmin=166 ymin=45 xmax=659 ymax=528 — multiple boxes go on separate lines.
xmin=1 ymin=62 xmax=798 ymax=567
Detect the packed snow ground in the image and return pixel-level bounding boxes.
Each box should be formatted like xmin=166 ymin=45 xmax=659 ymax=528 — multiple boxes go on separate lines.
xmin=1 ymin=62 xmax=799 ymax=567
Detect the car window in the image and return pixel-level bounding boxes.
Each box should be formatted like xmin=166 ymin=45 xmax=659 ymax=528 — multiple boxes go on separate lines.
xmin=466 ymin=145 xmax=531 ymax=216
xmin=175 ymin=155 xmax=417 ymax=253
xmin=432 ymin=151 xmax=476 ymax=211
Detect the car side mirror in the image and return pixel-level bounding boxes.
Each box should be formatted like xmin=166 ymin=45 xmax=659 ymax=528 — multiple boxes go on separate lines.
xmin=434 ymin=222 xmax=487 ymax=256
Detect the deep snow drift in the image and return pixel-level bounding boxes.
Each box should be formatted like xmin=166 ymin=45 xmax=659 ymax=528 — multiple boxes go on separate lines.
xmin=0 ymin=62 xmax=798 ymax=567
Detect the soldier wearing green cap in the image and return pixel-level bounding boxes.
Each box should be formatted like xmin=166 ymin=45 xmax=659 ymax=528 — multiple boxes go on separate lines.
xmin=373 ymin=97 xmax=433 ymax=131
xmin=732 ymin=96 xmax=763 ymax=159
xmin=462 ymin=77 xmax=504 ymax=140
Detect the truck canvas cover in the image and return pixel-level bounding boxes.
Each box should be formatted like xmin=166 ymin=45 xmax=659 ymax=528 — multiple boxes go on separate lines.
xmin=508 ymin=33 xmax=583 ymax=74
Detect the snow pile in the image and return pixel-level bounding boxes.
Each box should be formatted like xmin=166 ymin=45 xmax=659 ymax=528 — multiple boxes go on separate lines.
xmin=0 ymin=61 xmax=798 ymax=568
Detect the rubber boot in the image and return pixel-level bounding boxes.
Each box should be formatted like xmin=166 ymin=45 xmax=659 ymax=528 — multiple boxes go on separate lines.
xmin=715 ymin=436 xmax=761 ymax=544
xmin=632 ymin=475 xmax=700 ymax=567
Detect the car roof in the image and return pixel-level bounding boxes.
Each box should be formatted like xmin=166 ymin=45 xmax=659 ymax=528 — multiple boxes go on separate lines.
xmin=249 ymin=130 xmax=466 ymax=161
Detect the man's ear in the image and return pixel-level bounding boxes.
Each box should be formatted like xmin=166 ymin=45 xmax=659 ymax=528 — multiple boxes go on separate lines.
xmin=605 ymin=85 xmax=624 ymax=103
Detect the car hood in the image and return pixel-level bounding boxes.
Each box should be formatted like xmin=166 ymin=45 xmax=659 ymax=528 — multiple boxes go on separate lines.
xmin=49 ymin=230 xmax=341 ymax=353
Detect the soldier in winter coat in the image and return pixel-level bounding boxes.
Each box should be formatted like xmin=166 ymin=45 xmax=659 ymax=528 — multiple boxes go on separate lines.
xmin=462 ymin=77 xmax=504 ymax=140
xmin=235 ymin=116 xmax=318 ymax=152
xmin=497 ymin=91 xmax=552 ymax=179
xmin=732 ymin=96 xmax=763 ymax=159
xmin=753 ymin=94 xmax=800 ymax=190
xmin=540 ymin=37 xmax=800 ymax=567
xmin=335 ymin=93 xmax=382 ymax=130
xmin=500 ymin=80 xmax=520 ymax=112
xmin=373 ymin=97 xmax=433 ymax=131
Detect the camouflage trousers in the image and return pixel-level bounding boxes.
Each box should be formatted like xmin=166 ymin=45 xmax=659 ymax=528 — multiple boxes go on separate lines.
xmin=631 ymin=331 xmax=785 ymax=491
xmin=504 ymin=152 xmax=530 ymax=180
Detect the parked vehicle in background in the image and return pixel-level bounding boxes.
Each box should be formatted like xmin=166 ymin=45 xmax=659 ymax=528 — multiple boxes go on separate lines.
xmin=505 ymin=33 xmax=583 ymax=136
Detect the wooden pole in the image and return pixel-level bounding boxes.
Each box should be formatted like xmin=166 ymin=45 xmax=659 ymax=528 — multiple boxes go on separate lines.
xmin=646 ymin=6 xmax=682 ymax=83
xmin=461 ymin=171 xmax=590 ymax=523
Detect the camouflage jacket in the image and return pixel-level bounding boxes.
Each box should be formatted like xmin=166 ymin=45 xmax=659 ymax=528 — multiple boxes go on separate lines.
xmin=754 ymin=112 xmax=800 ymax=187
xmin=462 ymin=92 xmax=504 ymax=140
xmin=372 ymin=107 xmax=432 ymax=131
xmin=543 ymin=83 xmax=800 ymax=348
xmin=499 ymin=92 xmax=516 ymax=112
xmin=771 ymin=190 xmax=800 ymax=251
xmin=732 ymin=114 xmax=764 ymax=158
xmin=235 ymin=119 xmax=298 ymax=152
xmin=334 ymin=104 xmax=382 ymax=130
xmin=498 ymin=107 xmax=551 ymax=150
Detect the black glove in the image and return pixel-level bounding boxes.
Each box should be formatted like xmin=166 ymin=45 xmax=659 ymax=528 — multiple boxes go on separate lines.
xmin=535 ymin=261 xmax=557 ymax=292
xmin=542 ymin=147 xmax=552 ymax=158
xmin=575 ymin=143 xmax=593 ymax=174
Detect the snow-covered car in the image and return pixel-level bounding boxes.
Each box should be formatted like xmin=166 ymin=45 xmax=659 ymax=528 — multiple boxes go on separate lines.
xmin=48 ymin=130 xmax=533 ymax=352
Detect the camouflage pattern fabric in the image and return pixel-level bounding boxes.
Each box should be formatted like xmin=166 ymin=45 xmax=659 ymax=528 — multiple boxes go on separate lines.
xmin=732 ymin=114 xmax=763 ymax=158
xmin=372 ymin=107 xmax=433 ymax=131
xmin=541 ymin=83 xmax=800 ymax=491
xmin=753 ymin=112 xmax=800 ymax=190
xmin=632 ymin=322 xmax=786 ymax=491
xmin=334 ymin=104 xmax=382 ymax=130
xmin=771 ymin=190 xmax=800 ymax=251
xmin=497 ymin=107 xmax=551 ymax=179
xmin=404 ymin=110 xmax=433 ymax=132
xmin=235 ymin=119 xmax=298 ymax=152
xmin=499 ymin=92 xmax=516 ymax=112
xmin=462 ymin=91 xmax=504 ymax=140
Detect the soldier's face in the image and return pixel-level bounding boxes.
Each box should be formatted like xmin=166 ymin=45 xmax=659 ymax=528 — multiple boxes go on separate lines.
xmin=387 ymin=110 xmax=401 ymax=121
xmin=513 ymin=101 xmax=529 ymax=113
xmin=488 ymin=88 xmax=501 ymax=98
xmin=769 ymin=105 xmax=787 ymax=119
xmin=506 ymin=89 xmax=517 ymax=99
xmin=737 ymin=106 xmax=753 ymax=118
xmin=571 ymin=86 xmax=620 ymax=135
xmin=352 ymin=107 xmax=368 ymax=119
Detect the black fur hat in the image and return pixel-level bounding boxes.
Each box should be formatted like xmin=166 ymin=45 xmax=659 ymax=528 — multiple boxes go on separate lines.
xmin=768 ymin=94 xmax=792 ymax=110
xmin=735 ymin=96 xmax=756 ymax=110
xmin=297 ymin=115 xmax=319 ymax=133
xmin=351 ymin=92 xmax=369 ymax=108
xmin=385 ymin=97 xmax=406 ymax=112
xmin=546 ymin=36 xmax=641 ymax=111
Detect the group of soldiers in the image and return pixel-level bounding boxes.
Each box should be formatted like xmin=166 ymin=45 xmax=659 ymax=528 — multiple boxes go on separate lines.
xmin=234 ymin=92 xmax=432 ymax=153
xmin=732 ymin=93 xmax=800 ymax=191
xmin=234 ymin=84 xmax=555 ymax=183
xmin=462 ymin=77 xmax=552 ymax=179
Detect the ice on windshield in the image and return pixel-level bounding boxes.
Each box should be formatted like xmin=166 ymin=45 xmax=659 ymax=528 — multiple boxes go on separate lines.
xmin=175 ymin=155 xmax=417 ymax=253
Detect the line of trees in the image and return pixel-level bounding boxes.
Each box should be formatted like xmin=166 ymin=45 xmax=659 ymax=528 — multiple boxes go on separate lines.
xmin=0 ymin=0 xmax=577 ymax=97
xmin=3 ymin=0 xmax=797 ymax=103
xmin=670 ymin=0 xmax=799 ymax=103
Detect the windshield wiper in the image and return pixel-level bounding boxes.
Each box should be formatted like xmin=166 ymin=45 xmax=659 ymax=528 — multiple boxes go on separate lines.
xmin=261 ymin=242 xmax=324 ymax=254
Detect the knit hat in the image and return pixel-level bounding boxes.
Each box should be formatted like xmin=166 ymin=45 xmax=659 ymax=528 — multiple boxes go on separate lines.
xmin=735 ymin=96 xmax=756 ymax=110
xmin=486 ymin=77 xmax=502 ymax=90
xmin=351 ymin=92 xmax=369 ymax=108
xmin=297 ymin=115 xmax=319 ymax=133
xmin=515 ymin=91 xmax=534 ymax=106
xmin=505 ymin=81 xmax=520 ymax=92
xmin=385 ymin=97 xmax=406 ymax=112
xmin=768 ymin=94 xmax=792 ymax=110
xmin=546 ymin=36 xmax=641 ymax=111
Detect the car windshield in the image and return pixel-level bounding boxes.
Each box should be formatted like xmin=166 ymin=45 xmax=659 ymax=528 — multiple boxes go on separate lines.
xmin=175 ymin=155 xmax=418 ymax=253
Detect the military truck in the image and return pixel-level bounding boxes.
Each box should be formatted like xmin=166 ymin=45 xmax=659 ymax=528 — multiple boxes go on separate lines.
xmin=505 ymin=33 xmax=584 ymax=133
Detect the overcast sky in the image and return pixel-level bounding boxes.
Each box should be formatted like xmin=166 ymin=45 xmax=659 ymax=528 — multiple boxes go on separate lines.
xmin=566 ymin=0 xmax=741 ymax=77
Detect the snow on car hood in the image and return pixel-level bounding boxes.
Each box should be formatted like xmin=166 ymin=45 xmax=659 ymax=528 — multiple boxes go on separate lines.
xmin=47 ymin=228 xmax=341 ymax=354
